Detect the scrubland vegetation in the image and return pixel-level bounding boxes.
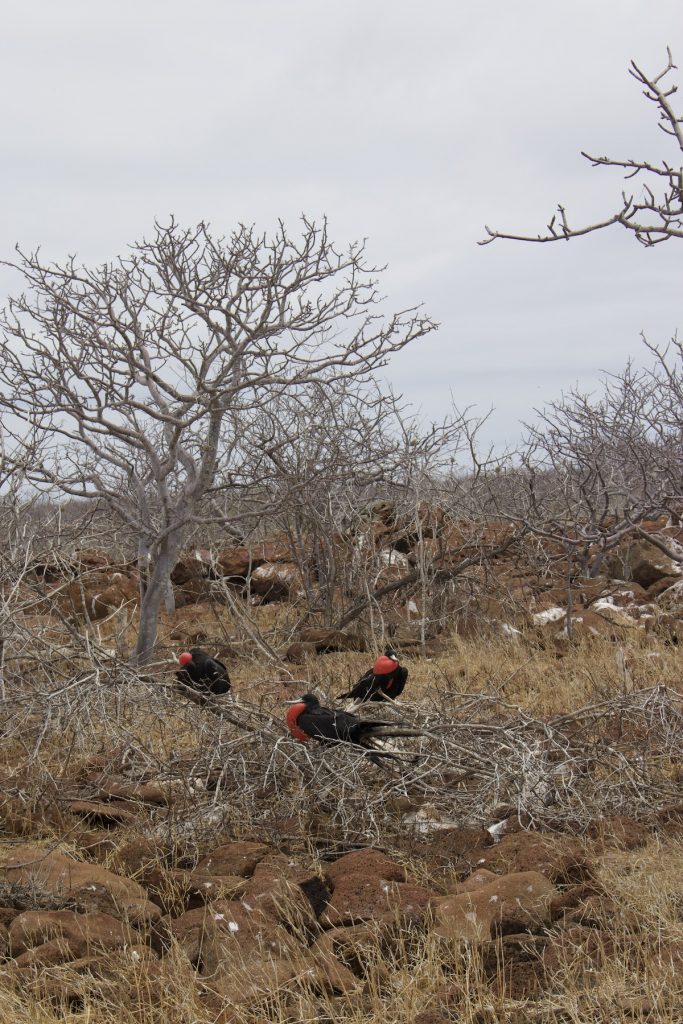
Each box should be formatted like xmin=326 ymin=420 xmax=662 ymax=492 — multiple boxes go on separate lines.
xmin=0 ymin=45 xmax=682 ymax=1024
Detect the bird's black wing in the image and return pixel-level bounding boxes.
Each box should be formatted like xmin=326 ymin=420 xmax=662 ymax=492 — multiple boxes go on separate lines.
xmin=208 ymin=658 xmax=230 ymax=680
xmin=205 ymin=658 xmax=231 ymax=693
xmin=338 ymin=667 xmax=377 ymax=701
xmin=383 ymin=665 xmax=408 ymax=697
xmin=331 ymin=709 xmax=405 ymax=741
xmin=298 ymin=705 xmax=351 ymax=741
xmin=355 ymin=716 xmax=404 ymax=730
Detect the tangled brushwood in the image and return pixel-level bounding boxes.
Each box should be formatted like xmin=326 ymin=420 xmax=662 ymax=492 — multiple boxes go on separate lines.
xmin=1 ymin=659 xmax=681 ymax=851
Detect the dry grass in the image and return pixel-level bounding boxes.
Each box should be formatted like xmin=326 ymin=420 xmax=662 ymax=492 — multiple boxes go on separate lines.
xmin=1 ymin=611 xmax=681 ymax=1023
xmin=1 ymin=842 xmax=681 ymax=1023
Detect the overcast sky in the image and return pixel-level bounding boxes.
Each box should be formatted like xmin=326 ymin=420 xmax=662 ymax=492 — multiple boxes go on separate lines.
xmin=1 ymin=1 xmax=681 ymax=449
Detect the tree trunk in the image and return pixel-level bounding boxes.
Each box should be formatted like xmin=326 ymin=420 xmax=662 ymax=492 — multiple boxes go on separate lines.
xmin=133 ymin=541 xmax=181 ymax=665
xmin=164 ymin=577 xmax=176 ymax=614
xmin=137 ymin=539 xmax=151 ymax=601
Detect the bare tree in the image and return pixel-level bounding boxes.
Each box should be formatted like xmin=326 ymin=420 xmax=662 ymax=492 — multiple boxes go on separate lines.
xmin=516 ymin=340 xmax=682 ymax=570
xmin=478 ymin=46 xmax=683 ymax=577
xmin=202 ymin=374 xmax=482 ymax=654
xmin=0 ymin=218 xmax=435 ymax=664
xmin=481 ymin=48 xmax=683 ymax=248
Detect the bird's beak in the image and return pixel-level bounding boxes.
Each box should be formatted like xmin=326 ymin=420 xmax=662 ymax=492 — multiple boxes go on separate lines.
xmin=285 ymin=697 xmax=303 ymax=704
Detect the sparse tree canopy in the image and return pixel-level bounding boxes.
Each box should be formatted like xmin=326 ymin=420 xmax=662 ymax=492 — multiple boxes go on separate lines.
xmin=0 ymin=218 xmax=436 ymax=663
xmin=512 ymin=339 xmax=683 ymax=578
xmin=478 ymin=47 xmax=683 ymax=573
xmin=481 ymin=48 xmax=683 ymax=247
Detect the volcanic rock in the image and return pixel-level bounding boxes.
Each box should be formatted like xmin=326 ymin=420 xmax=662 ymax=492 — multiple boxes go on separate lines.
xmin=324 ymin=849 xmax=407 ymax=887
xmin=466 ymin=831 xmax=593 ymax=883
xmin=9 ymin=909 xmax=143 ymax=955
xmin=195 ymin=841 xmax=272 ymax=878
xmin=606 ymin=540 xmax=680 ymax=589
xmin=1 ymin=843 xmax=158 ymax=925
xmin=320 ymin=875 xmax=434 ymax=928
xmin=433 ymin=871 xmax=557 ymax=942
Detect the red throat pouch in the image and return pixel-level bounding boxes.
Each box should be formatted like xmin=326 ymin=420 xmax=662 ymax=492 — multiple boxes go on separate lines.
xmin=373 ymin=655 xmax=398 ymax=676
xmin=286 ymin=703 xmax=311 ymax=743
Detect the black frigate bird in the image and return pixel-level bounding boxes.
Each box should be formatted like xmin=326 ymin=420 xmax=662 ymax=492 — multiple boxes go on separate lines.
xmin=337 ymin=646 xmax=408 ymax=704
xmin=176 ymin=648 xmax=231 ymax=695
xmin=285 ymin=692 xmax=422 ymax=762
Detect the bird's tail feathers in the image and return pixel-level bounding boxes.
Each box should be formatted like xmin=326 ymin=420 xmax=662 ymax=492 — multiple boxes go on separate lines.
xmin=364 ymin=725 xmax=425 ymax=739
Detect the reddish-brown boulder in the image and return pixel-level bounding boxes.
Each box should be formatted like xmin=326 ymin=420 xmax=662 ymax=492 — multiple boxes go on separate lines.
xmin=450 ymin=868 xmax=498 ymax=893
xmin=171 ymin=549 xmax=215 ymax=585
xmin=170 ymin=549 xmax=221 ymax=605
xmin=488 ymin=956 xmax=548 ymax=1000
xmin=13 ymin=949 xmax=162 ymax=1007
xmin=433 ymin=871 xmax=557 ymax=943
xmin=312 ymin=912 xmax=423 ymax=985
xmin=297 ymin=627 xmax=366 ymax=652
xmin=309 ymin=925 xmax=368 ymax=991
xmin=73 ymin=549 xmax=113 ymax=571
xmin=216 ymin=537 xmax=294 ymax=579
xmin=144 ymin=867 xmax=246 ymax=913
xmin=284 ymin=641 xmax=319 ymax=663
xmin=542 ymin=924 xmax=611 ymax=973
xmin=598 ymin=582 xmax=650 ymax=607
xmin=656 ymin=578 xmax=683 ymax=611
xmin=166 ymin=905 xmax=214 ymax=964
xmin=66 ymin=882 xmax=161 ymax=930
xmin=89 ymin=573 xmax=139 ymax=619
xmin=587 ymin=815 xmax=651 ymax=850
xmin=171 ymin=899 xmax=348 ymax=1006
xmin=559 ymin=891 xmax=642 ymax=932
xmin=410 ymin=826 xmax=492 ymax=876
xmin=1 ymin=843 xmax=157 ymax=923
xmin=242 ymin=858 xmax=318 ymax=933
xmin=320 ymin=875 xmax=434 ymax=928
xmin=466 ymin=832 xmax=593 ymax=883
xmin=655 ymin=802 xmax=683 ymax=834
xmin=12 ymin=937 xmax=87 ymax=968
xmin=106 ymin=837 xmax=169 ymax=876
xmin=43 ymin=563 xmax=137 ymax=621
xmin=67 ymin=799 xmax=138 ymax=826
xmin=195 ymin=841 xmax=272 ymax=878
xmin=216 ymin=546 xmax=262 ymax=578
xmin=605 ymin=539 xmax=680 ymax=589
xmin=249 ymin=562 xmax=303 ymax=602
xmin=90 ymin=774 xmax=178 ymax=806
xmin=480 ymin=933 xmax=551 ymax=999
xmin=324 ymin=849 xmax=407 ymax=887
xmin=9 ymin=909 xmax=143 ymax=955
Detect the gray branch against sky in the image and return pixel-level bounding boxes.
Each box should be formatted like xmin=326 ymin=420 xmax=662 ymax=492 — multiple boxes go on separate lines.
xmin=480 ymin=48 xmax=683 ymax=248
xmin=1 ymin=0 xmax=681 ymax=447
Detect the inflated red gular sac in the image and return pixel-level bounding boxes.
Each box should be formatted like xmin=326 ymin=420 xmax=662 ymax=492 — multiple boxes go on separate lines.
xmin=285 ymin=693 xmax=423 ymax=764
xmin=176 ymin=648 xmax=231 ymax=695
xmin=286 ymin=698 xmax=313 ymax=744
xmin=337 ymin=646 xmax=408 ymax=704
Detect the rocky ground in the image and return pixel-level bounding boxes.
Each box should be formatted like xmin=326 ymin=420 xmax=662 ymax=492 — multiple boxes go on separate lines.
xmin=1 ymin=511 xmax=682 ymax=1022
xmin=18 ymin=510 xmax=683 ymax=661
xmin=0 ymin=826 xmax=681 ymax=1023
xmin=0 ymin=634 xmax=681 ymax=1023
